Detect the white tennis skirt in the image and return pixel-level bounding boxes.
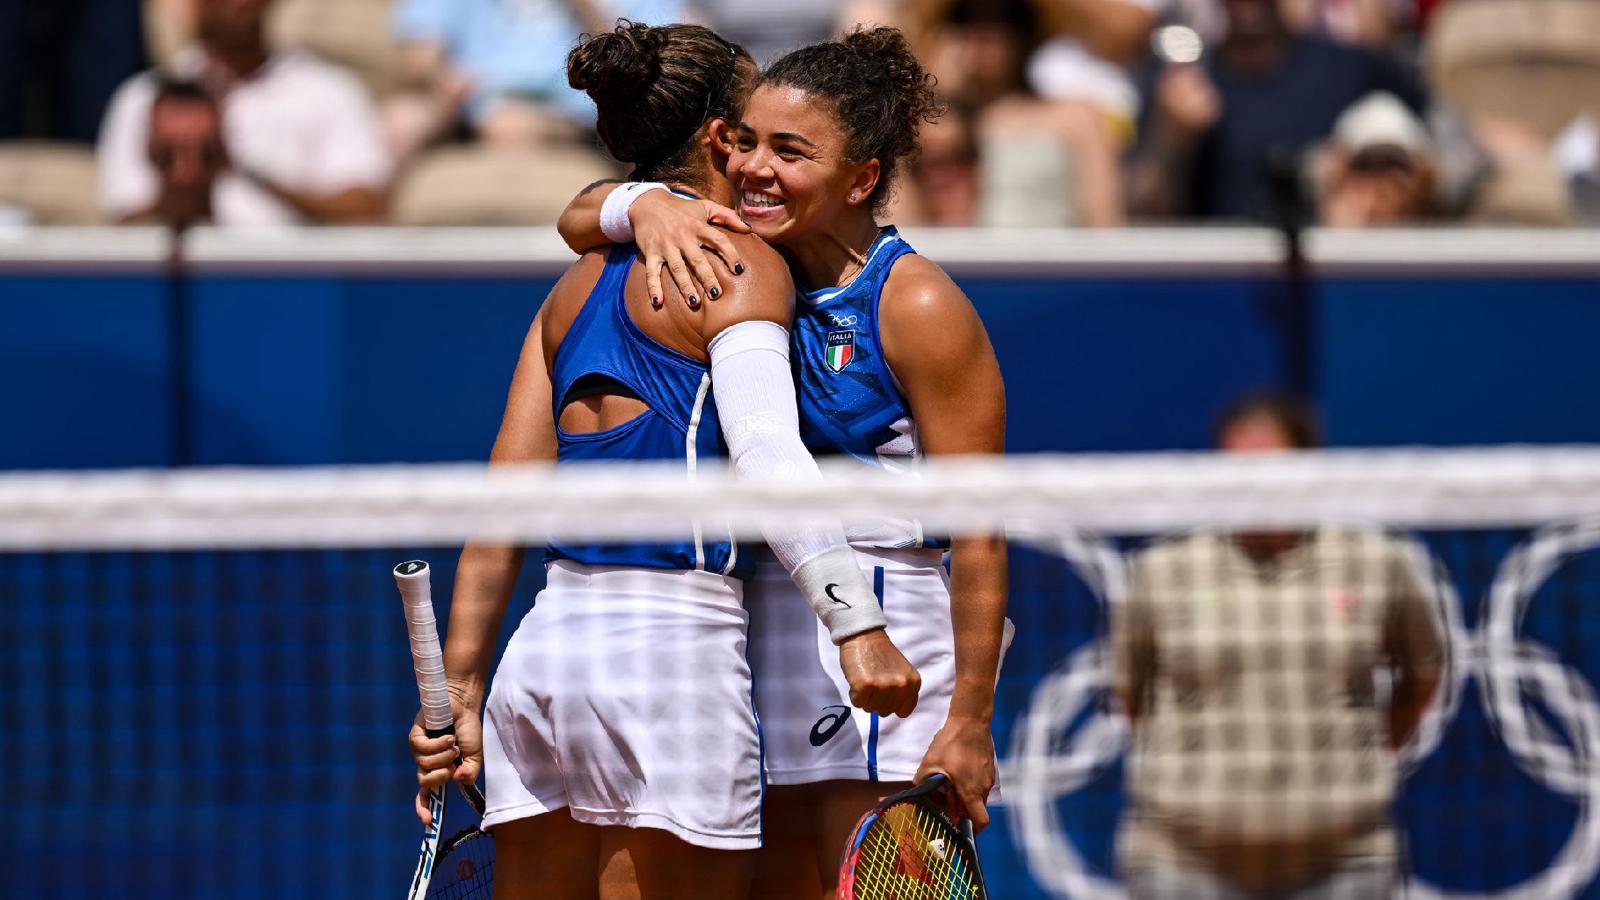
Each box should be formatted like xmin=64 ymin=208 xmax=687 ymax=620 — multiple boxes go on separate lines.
xmin=479 ymin=560 xmax=763 ymax=850
xmin=747 ymin=546 xmax=1000 ymax=788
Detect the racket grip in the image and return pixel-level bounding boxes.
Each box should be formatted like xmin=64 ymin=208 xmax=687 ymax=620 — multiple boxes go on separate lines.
xmin=395 ymin=560 xmax=454 ymax=735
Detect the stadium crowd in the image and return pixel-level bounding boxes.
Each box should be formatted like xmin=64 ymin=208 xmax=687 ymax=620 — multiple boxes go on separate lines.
xmin=1 ymin=0 xmax=1596 ymax=227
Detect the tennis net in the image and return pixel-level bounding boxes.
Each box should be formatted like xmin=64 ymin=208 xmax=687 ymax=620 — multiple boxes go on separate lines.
xmin=4 ymin=448 xmax=1599 ymax=899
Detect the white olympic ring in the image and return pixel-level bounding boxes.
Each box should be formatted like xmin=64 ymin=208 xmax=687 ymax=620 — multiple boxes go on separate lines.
xmin=1000 ymin=521 xmax=1600 ymax=900
xmin=828 ymin=314 xmax=860 ymax=327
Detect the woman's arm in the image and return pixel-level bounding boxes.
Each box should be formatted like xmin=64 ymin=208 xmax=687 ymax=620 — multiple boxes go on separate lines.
xmin=880 ymin=256 xmax=1008 ymax=830
xmin=699 ymin=239 xmax=922 ymax=717
xmin=555 ymin=181 xmax=751 ymax=308
xmin=408 ymin=307 xmax=556 ymax=823
xmin=1385 ymin=549 xmax=1444 ymax=749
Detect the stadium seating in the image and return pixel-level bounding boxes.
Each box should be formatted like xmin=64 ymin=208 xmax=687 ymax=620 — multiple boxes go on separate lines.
xmin=0 ymin=143 xmax=100 ymax=225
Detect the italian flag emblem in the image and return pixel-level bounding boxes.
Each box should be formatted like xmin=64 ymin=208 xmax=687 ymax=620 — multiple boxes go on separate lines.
xmin=825 ymin=330 xmax=856 ymax=372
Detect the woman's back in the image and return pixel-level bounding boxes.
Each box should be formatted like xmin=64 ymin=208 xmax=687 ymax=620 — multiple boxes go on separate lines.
xmin=538 ymin=232 xmax=792 ymax=576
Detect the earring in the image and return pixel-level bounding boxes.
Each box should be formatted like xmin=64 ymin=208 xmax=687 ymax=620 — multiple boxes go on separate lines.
xmin=849 ymin=193 xmax=859 ymax=202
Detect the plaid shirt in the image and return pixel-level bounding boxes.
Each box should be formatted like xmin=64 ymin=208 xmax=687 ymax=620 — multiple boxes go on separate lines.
xmin=1114 ymin=527 xmax=1443 ymax=887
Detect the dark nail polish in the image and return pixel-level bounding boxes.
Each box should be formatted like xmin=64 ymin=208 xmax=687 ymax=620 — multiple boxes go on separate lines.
xmin=689 ymin=295 xmax=698 ymax=306
xmin=709 ymin=287 xmax=720 ymax=299
xmin=733 ymin=263 xmax=745 ymax=275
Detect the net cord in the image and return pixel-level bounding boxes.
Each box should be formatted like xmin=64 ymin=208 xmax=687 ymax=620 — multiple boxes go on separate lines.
xmin=3 ymin=447 xmax=1599 ymax=549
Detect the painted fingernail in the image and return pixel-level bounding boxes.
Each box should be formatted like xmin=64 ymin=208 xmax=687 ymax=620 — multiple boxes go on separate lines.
xmin=709 ymin=287 xmax=720 ymax=299
xmin=733 ymin=263 xmax=745 ymax=275
xmin=688 ymin=295 xmax=698 ymax=306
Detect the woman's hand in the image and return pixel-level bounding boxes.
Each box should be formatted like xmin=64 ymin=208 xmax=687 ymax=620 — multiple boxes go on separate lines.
xmin=914 ymin=715 xmax=997 ymax=832
xmin=630 ymin=190 xmax=750 ymax=309
xmin=407 ymin=693 xmax=483 ymax=826
xmin=838 ymin=627 xmax=922 ymax=718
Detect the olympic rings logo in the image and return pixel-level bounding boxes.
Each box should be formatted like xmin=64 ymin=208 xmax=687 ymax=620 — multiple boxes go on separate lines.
xmin=1000 ymin=521 xmax=1600 ymax=900
xmin=828 ymin=314 xmax=861 ymax=327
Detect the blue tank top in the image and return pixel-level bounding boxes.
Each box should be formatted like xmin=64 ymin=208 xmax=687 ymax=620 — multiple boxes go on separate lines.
xmin=791 ymin=227 xmax=942 ymax=549
xmin=546 ymin=245 xmax=750 ymax=578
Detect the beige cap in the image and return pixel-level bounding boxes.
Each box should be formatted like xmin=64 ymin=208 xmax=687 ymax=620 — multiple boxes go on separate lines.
xmin=1334 ymin=92 xmax=1431 ymax=156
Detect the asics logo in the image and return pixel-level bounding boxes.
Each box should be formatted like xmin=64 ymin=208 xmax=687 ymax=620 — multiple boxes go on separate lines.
xmin=810 ymin=705 xmax=852 ymax=746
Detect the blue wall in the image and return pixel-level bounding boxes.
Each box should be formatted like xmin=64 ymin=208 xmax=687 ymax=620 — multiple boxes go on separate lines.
xmin=8 ymin=269 xmax=1599 ymax=469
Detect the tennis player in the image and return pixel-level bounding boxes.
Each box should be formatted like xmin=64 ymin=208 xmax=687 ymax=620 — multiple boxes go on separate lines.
xmin=556 ymin=27 xmax=1009 ymax=899
xmin=407 ymin=22 xmax=921 ymax=899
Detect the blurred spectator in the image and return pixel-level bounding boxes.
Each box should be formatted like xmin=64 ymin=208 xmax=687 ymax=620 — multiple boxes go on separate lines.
xmin=0 ymin=0 xmax=147 ymax=142
xmin=698 ymin=0 xmax=900 ymax=66
xmin=914 ymin=0 xmax=1129 ymax=225
xmin=1421 ymin=0 xmax=1599 ymax=226
xmin=119 ymin=78 xmax=227 ymax=227
xmin=1127 ymin=0 xmax=1426 ymax=221
xmin=1114 ymin=390 xmax=1443 ymax=899
xmin=99 ymin=0 xmax=390 ymax=226
xmin=1280 ymin=0 xmax=1417 ymax=53
xmin=1313 ymin=91 xmax=1436 ymax=226
xmin=383 ymin=0 xmax=685 ymax=165
xmin=889 ymin=99 xmax=980 ymax=226
xmin=1028 ymin=0 xmax=1164 ymax=129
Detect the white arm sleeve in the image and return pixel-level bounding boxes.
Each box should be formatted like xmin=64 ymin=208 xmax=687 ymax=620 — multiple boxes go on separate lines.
xmin=709 ymin=319 xmax=887 ymax=642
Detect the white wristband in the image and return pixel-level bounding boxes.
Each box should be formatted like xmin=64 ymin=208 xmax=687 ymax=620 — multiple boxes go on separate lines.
xmin=791 ymin=546 xmax=889 ymax=644
xmin=600 ymin=181 xmax=668 ymax=244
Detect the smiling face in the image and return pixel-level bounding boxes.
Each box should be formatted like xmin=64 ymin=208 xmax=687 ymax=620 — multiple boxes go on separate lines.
xmin=727 ymin=84 xmax=879 ymax=246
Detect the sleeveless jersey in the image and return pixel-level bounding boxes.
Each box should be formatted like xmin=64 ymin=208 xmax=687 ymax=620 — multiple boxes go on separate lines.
xmin=547 ymin=244 xmax=750 ymax=578
xmin=791 ymin=226 xmax=940 ymax=549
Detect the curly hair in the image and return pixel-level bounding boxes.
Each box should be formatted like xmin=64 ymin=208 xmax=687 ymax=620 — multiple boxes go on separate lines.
xmin=567 ymin=20 xmax=753 ymax=185
xmin=758 ymin=27 xmax=943 ymax=213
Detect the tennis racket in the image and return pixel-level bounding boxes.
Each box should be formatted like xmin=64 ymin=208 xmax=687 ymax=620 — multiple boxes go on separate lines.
xmin=397 ymin=560 xmax=494 ymax=900
xmin=837 ymin=773 xmax=988 ymax=900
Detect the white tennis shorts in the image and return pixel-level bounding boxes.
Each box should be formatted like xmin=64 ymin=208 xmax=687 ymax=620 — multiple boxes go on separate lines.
xmin=479 ymin=561 xmax=763 ymax=850
xmin=748 ymin=546 xmax=965 ymax=786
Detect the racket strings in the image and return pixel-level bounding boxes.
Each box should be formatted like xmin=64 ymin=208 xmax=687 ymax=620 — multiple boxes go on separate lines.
xmin=427 ymin=830 xmax=494 ymax=900
xmin=851 ymin=803 xmax=980 ymax=899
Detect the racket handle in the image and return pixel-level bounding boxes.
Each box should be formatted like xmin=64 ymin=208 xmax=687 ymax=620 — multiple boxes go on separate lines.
xmin=395 ymin=560 xmax=454 ymax=734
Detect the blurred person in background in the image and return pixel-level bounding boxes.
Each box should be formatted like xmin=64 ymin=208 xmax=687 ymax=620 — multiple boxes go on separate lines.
xmin=694 ymin=0 xmax=902 ymax=66
xmin=119 ymin=78 xmax=227 ymax=227
xmin=1126 ymin=0 xmax=1426 ymax=221
xmin=1026 ymin=0 xmax=1165 ymax=221
xmin=910 ymin=0 xmax=1130 ymax=225
xmin=1114 ymin=390 xmax=1443 ymax=899
xmin=1314 ymin=91 xmax=1437 ymax=226
xmin=1279 ymin=0 xmax=1420 ymax=54
xmin=383 ymin=0 xmax=687 ymax=165
xmin=98 ymin=0 xmax=390 ymax=226
xmin=0 ymin=0 xmax=147 ymax=142
xmin=890 ymin=100 xmax=981 ymax=225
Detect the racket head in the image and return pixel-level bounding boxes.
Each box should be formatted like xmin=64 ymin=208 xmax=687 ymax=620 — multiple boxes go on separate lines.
xmin=837 ymin=775 xmax=987 ymax=900
xmin=423 ymin=826 xmax=495 ymax=900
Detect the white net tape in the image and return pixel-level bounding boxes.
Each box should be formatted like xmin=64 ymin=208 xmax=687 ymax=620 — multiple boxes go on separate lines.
xmin=3 ymin=446 xmax=1599 ymax=549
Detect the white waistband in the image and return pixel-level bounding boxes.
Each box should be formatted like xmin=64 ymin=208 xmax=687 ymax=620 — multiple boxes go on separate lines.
xmin=545 ymin=559 xmax=744 ymax=603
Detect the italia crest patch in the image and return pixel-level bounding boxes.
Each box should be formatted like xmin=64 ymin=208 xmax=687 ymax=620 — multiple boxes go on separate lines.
xmin=825 ymin=330 xmax=855 ymax=372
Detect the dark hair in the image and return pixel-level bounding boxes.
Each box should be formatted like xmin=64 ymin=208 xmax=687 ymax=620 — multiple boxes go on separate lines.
xmin=152 ymin=77 xmax=217 ymax=109
xmin=759 ymin=27 xmax=943 ymax=213
xmin=1214 ymin=389 xmax=1323 ymax=449
xmin=567 ymin=21 xmax=751 ymax=185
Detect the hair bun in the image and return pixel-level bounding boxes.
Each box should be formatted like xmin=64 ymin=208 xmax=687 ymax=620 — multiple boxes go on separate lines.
xmin=567 ymin=20 xmax=666 ymax=105
xmin=842 ymin=27 xmax=921 ymax=88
